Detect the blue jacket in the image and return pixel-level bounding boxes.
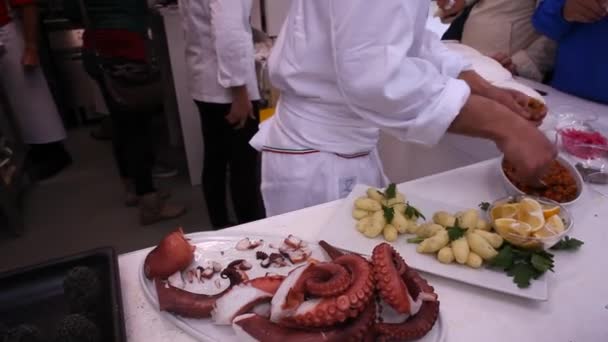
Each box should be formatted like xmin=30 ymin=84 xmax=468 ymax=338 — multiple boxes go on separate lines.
xmin=533 ymin=0 xmax=608 ymax=104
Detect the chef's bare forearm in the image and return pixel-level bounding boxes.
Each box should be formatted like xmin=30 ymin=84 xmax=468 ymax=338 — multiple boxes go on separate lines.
xmin=21 ymin=4 xmax=39 ymax=50
xmin=448 ymin=94 xmax=525 ymax=144
xmin=231 ymin=85 xmax=249 ymax=103
xmin=458 ymin=70 xmax=493 ymax=97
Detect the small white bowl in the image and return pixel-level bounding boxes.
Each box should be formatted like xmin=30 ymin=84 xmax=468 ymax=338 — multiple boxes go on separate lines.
xmin=498 ymin=154 xmax=584 ymax=206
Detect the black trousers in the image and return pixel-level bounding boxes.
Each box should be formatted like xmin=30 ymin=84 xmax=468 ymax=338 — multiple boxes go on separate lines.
xmin=195 ymin=101 xmax=265 ymax=227
xmin=82 ymin=51 xmax=156 ymax=196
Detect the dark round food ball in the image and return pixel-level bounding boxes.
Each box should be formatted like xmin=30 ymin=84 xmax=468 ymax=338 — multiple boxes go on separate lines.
xmin=54 ymin=314 xmax=100 ymax=342
xmin=63 ymin=266 xmax=101 ymax=313
xmin=5 ymin=324 xmax=43 ymax=342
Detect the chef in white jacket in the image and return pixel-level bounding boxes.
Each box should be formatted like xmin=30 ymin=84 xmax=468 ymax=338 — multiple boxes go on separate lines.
xmin=180 ymin=0 xmax=265 ymax=227
xmin=251 ymin=0 xmax=556 ymax=217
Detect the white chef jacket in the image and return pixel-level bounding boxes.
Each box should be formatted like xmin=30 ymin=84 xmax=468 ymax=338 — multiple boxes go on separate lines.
xmin=252 ymin=0 xmax=472 ymax=156
xmin=179 ymin=0 xmax=260 ymax=103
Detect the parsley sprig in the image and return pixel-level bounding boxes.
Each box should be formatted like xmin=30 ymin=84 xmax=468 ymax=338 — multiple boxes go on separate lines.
xmin=405 ymin=202 xmax=425 ymax=220
xmin=383 ymin=206 xmax=395 ymax=224
xmin=478 ymin=202 xmax=491 ymax=212
xmin=550 ymin=236 xmax=584 ymax=251
xmin=446 ymin=219 xmax=466 ymax=242
xmin=489 ymin=244 xmax=555 ymax=288
xmin=384 ymin=183 xmax=397 ymax=199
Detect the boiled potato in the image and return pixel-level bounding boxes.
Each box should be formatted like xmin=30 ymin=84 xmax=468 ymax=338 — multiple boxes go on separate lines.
xmin=433 ymin=211 xmax=456 ymax=227
xmin=356 ymin=216 xmax=373 ymax=233
xmin=451 ymin=237 xmax=470 ymax=265
xmin=466 ymin=252 xmax=483 ymax=269
xmin=467 ymin=231 xmax=498 ymax=260
xmin=474 ymin=230 xmax=504 ymax=249
xmin=392 ymin=210 xmax=409 ymax=234
xmin=355 ymin=197 xmax=382 ymax=212
xmin=437 ymin=247 xmax=455 ymax=264
xmin=386 ymin=193 xmax=406 ymax=207
xmin=363 ymin=210 xmax=386 ymax=238
xmin=416 ymin=223 xmax=444 ymax=238
xmin=458 ymin=209 xmax=479 ymax=230
xmin=383 ymin=224 xmax=399 ymax=242
xmin=405 ymin=220 xmax=420 ymax=234
xmin=393 ymin=203 xmax=406 ymax=214
xmin=352 ymin=209 xmax=370 ymax=220
xmin=417 ymin=230 xmax=449 ymax=253
xmin=476 ymin=218 xmax=491 ymax=231
xmin=366 ymin=188 xmax=385 ymax=203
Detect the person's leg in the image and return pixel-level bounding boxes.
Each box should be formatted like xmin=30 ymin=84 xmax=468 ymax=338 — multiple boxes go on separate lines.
xmin=0 ymin=21 xmax=70 ymax=180
xmin=228 ymin=102 xmax=265 ymax=223
xmin=196 ymin=101 xmax=231 ymax=227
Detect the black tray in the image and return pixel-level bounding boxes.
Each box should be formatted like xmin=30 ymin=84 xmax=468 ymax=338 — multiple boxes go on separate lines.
xmin=0 ymin=247 xmax=126 ymax=341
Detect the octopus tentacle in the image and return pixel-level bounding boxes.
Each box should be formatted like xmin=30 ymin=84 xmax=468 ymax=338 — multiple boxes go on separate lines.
xmin=212 ymin=275 xmax=285 ymax=325
xmin=318 ymin=240 xmax=346 ymax=260
xmin=372 ymin=243 xmax=440 ymax=341
xmin=375 ymin=301 xmax=440 ymax=342
xmin=155 ymin=269 xmax=244 ymax=318
xmin=304 ymin=263 xmax=351 ymax=297
xmin=372 ymin=244 xmax=412 ymax=314
xmin=285 ymin=255 xmax=374 ymax=328
xmin=233 ymin=300 xmax=377 ymax=342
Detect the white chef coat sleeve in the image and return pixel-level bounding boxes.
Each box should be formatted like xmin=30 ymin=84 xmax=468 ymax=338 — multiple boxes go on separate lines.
xmin=329 ymin=0 xmax=471 ymax=146
xmin=210 ymin=0 xmax=251 ymax=88
xmin=419 ymin=29 xmax=473 ymax=78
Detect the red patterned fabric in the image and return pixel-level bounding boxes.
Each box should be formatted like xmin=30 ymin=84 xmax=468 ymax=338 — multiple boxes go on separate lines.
xmin=0 ymin=0 xmax=34 ymax=26
xmin=83 ymin=29 xmax=147 ymax=61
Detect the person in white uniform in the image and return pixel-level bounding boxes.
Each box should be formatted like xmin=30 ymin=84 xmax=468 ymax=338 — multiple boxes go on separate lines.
xmin=0 ymin=0 xmax=71 ymax=180
xmin=251 ymin=0 xmax=556 ymax=217
xmin=180 ymin=0 xmax=265 ymax=227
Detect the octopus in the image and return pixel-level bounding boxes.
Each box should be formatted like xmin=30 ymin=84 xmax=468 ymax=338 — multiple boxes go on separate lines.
xmin=144 ymin=230 xmax=440 ymax=341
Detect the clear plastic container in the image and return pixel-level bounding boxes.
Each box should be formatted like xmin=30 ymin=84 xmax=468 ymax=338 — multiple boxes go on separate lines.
xmin=488 ymin=196 xmax=573 ymax=251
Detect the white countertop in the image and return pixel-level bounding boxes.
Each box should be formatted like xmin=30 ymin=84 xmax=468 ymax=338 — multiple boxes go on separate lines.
xmin=119 ymin=157 xmax=608 ymax=342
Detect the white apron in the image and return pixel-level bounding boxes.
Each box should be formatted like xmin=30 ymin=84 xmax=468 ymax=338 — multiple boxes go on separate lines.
xmin=251 ymin=112 xmax=388 ymax=217
xmin=0 ymin=20 xmax=66 ymax=144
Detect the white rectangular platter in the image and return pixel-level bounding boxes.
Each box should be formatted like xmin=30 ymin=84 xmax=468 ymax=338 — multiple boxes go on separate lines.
xmin=317 ymin=184 xmax=549 ymax=301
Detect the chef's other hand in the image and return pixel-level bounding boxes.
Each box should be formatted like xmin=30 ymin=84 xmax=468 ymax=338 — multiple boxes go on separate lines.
xmin=490 ymin=52 xmax=517 ymax=75
xmin=437 ymin=0 xmax=465 ymax=17
xmin=226 ymin=86 xmax=254 ymax=129
xmin=486 ymin=87 xmax=527 ymax=117
xmin=498 ymin=124 xmax=557 ymax=183
xmin=563 ymin=0 xmax=607 ymax=23
xmin=21 ymin=46 xmax=39 ymax=68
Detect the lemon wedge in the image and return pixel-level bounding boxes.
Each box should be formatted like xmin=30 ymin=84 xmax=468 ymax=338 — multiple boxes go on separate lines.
xmin=542 ymin=205 xmax=561 ymax=220
xmin=491 ymin=203 xmax=520 ymax=221
xmin=534 ymin=215 xmax=566 ymax=238
xmin=494 ymin=218 xmax=532 ymax=237
xmin=517 ymin=198 xmax=545 ymax=232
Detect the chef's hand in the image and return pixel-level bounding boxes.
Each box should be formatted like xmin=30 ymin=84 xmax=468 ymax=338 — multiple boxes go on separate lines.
xmin=498 ymin=122 xmax=557 ymax=183
xmin=563 ymin=0 xmax=607 ymax=23
xmin=486 ymin=87 xmax=546 ymax=126
xmin=21 ymin=46 xmax=39 ymax=68
xmin=452 ymin=95 xmax=556 ymax=181
xmin=226 ymin=86 xmax=255 ymax=129
xmin=490 ymin=52 xmax=517 ymax=75
xmin=437 ymin=0 xmax=465 ymax=17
